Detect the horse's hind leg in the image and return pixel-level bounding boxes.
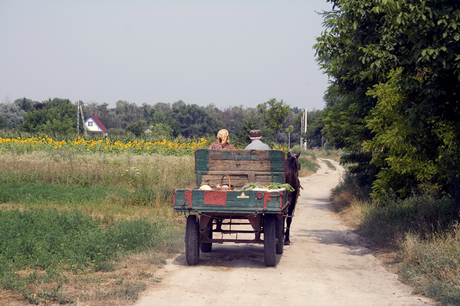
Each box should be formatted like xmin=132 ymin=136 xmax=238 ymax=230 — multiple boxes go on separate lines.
xmin=284 ymin=215 xmax=293 ymax=245
xmin=284 ymin=199 xmax=296 ymax=245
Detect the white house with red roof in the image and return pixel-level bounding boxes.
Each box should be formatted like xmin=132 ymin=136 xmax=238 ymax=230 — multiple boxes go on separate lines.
xmin=84 ymin=116 xmax=108 ymax=136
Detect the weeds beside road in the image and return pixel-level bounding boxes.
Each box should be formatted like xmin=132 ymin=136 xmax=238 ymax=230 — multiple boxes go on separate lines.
xmin=332 ymin=173 xmax=460 ymax=305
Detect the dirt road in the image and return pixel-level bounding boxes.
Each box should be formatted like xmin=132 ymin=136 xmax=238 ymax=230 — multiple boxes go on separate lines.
xmin=135 ymin=159 xmax=438 ymax=306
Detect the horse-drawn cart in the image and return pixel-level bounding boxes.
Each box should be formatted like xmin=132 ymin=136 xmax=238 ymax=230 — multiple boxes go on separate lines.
xmin=173 ymin=149 xmax=292 ymax=266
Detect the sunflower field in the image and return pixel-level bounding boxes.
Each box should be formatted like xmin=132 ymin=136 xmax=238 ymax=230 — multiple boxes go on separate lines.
xmin=0 ymin=135 xmax=210 ymax=155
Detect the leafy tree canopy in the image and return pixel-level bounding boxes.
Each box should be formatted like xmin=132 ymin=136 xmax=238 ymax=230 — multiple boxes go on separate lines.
xmin=0 ymin=115 xmax=7 ymax=129
xmin=0 ymin=102 xmax=25 ymax=128
xmin=315 ymin=0 xmax=460 ymax=203
xmin=151 ymin=123 xmax=173 ymax=138
xmin=20 ymin=98 xmax=77 ymax=134
xmin=259 ymin=98 xmax=290 ymax=139
xmin=15 ymin=97 xmax=37 ymax=112
xmin=126 ymin=120 xmax=148 ymax=137
xmin=172 ymin=103 xmax=224 ymax=138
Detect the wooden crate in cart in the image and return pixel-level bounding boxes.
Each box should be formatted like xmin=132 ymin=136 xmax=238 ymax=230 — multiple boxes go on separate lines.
xmin=173 ymin=149 xmax=290 ymax=266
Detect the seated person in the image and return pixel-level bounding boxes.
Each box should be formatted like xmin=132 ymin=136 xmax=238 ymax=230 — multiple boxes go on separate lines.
xmin=245 ymin=130 xmax=270 ymax=150
xmin=209 ymin=129 xmax=236 ymax=149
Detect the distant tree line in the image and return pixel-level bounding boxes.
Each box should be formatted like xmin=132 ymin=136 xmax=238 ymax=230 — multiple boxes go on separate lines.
xmin=0 ymin=97 xmax=326 ymax=148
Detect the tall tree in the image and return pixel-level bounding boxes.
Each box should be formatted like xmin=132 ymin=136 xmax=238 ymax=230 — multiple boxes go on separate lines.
xmin=0 ymin=102 xmax=25 ymax=128
xmin=220 ymin=106 xmax=245 ymax=135
xmin=140 ymin=103 xmax=154 ymax=122
xmin=14 ymin=98 xmax=36 ymax=112
xmin=361 ymin=1 xmax=460 ymax=201
xmin=172 ymin=103 xmax=224 ymax=138
xmin=315 ymin=0 xmax=460 ymax=202
xmin=234 ymin=107 xmax=265 ymax=145
xmin=304 ymin=109 xmax=326 ymax=148
xmin=20 ymin=98 xmax=77 ymax=134
xmin=0 ymin=115 xmax=6 ymax=129
xmin=259 ymin=98 xmax=290 ymax=142
xmin=126 ymin=120 xmax=148 ymax=137
xmin=315 ymin=0 xmax=386 ymax=191
xmin=115 ymin=100 xmax=141 ymax=129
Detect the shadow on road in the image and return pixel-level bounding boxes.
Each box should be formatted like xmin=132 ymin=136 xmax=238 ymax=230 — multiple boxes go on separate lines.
xmin=171 ymin=243 xmax=282 ymax=269
xmin=296 ymin=227 xmax=372 ymax=255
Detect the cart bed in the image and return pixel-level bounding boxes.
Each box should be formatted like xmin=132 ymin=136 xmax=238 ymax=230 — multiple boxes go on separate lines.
xmin=173 ymin=149 xmax=289 ymax=266
xmin=173 ymin=149 xmax=288 ymax=213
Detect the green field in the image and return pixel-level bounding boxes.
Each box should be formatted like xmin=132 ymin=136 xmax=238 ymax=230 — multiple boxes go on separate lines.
xmin=0 ymin=150 xmax=194 ymax=304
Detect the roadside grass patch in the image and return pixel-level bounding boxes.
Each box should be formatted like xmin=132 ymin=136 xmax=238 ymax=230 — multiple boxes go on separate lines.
xmin=317 ymin=147 xmax=342 ymax=161
xmin=399 ymin=225 xmax=460 ymax=305
xmin=298 ymin=155 xmax=320 ymax=175
xmin=0 ymin=208 xmax=159 ymax=272
xmin=357 ymin=196 xmax=457 ymax=248
xmin=331 ymin=171 xmax=372 ymax=210
xmin=289 ymin=146 xmax=341 ymax=176
xmin=331 ymin=173 xmax=460 ymax=305
xmin=321 ymin=159 xmax=336 ymax=170
xmin=0 ymin=182 xmax=128 ymax=206
xmin=290 ymin=146 xmax=341 ymax=162
xmin=0 ymin=181 xmax=182 ymax=213
xmin=0 ymin=208 xmax=182 ymax=304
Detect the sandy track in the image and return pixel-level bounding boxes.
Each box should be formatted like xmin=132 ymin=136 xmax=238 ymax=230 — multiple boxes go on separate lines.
xmin=135 ymin=159 xmax=438 ymax=306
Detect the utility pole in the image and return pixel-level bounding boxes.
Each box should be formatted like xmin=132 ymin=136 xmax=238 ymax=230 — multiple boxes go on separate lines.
xmin=76 ymin=100 xmax=87 ymax=136
xmin=76 ymin=101 xmax=79 ymax=136
xmin=300 ymin=108 xmax=307 ymax=150
xmin=300 ymin=109 xmax=304 ymax=148
xmin=304 ymin=109 xmax=307 ymax=151
xmin=80 ymin=102 xmax=87 ymax=137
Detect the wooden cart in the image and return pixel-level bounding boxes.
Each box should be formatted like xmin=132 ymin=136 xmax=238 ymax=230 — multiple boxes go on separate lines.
xmin=173 ymin=149 xmax=290 ymax=266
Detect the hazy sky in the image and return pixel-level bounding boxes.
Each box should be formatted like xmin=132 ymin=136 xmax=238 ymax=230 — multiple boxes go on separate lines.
xmin=0 ymin=1 xmax=331 ymax=110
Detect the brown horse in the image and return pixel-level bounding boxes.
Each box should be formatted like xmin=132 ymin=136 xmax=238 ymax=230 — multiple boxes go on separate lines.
xmin=284 ymin=152 xmax=301 ymax=245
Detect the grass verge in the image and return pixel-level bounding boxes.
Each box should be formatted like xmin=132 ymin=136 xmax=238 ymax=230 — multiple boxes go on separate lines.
xmin=398 ymin=227 xmax=460 ymax=305
xmin=289 ymin=146 xmax=341 ymax=176
xmin=331 ymin=172 xmax=460 ymax=305
xmin=0 ymin=207 xmax=185 ymax=305
xmin=0 ymin=152 xmax=192 ymax=305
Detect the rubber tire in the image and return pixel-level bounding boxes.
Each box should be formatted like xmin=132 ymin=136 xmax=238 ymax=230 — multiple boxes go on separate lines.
xmin=185 ymin=215 xmax=200 ymax=265
xmin=275 ymin=216 xmax=284 ymax=255
xmin=264 ymin=214 xmax=276 ymax=266
xmin=200 ymin=220 xmax=213 ymax=253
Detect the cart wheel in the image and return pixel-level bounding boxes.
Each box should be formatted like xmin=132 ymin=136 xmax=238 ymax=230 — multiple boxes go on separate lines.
xmin=185 ymin=215 xmax=200 ymax=265
xmin=264 ymin=214 xmax=276 ymax=266
xmin=275 ymin=215 xmax=284 ymax=255
xmin=200 ymin=219 xmax=213 ymax=253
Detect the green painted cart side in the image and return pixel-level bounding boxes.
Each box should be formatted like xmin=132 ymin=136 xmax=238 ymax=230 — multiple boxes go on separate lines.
xmin=173 ymin=149 xmax=289 ymax=267
xmin=173 ymin=189 xmax=288 ymax=214
xmin=195 ymin=149 xmax=285 ymax=189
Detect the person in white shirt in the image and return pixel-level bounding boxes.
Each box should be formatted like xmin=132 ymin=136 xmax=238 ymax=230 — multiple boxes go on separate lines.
xmin=244 ymin=130 xmax=270 ymax=150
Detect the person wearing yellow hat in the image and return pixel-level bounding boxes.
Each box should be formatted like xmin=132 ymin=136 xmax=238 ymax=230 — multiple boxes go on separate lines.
xmin=209 ymin=129 xmax=235 ymax=149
